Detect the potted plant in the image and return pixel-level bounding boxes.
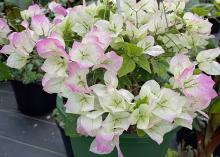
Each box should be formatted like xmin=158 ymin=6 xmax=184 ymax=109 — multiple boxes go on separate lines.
xmin=2 ymin=0 xmax=220 ymax=156
xmin=38 ymin=0 xmax=219 ymax=156
xmin=0 ymin=2 xmax=67 ymax=116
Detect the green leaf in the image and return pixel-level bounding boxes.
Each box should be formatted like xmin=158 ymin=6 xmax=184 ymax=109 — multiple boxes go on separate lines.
xmin=39 ymin=0 xmax=51 ymax=6
xmin=165 ymin=149 xmax=178 ymax=157
xmin=6 ymin=7 xmax=21 ymax=19
xmin=87 ymin=69 xmax=105 ymax=86
xmin=209 ymin=97 xmax=220 ymax=115
xmin=97 ymin=7 xmax=110 ymax=20
xmin=185 ymin=0 xmax=200 ymax=11
xmin=110 ymin=38 xmax=124 ymax=50
xmin=191 ymin=7 xmax=210 ymax=16
xmin=210 ymin=114 xmax=220 ymax=131
xmin=0 ymin=2 xmax=4 ymax=13
xmin=118 ymin=76 xmax=132 ymax=89
xmin=64 ymin=113 xmax=79 ymax=137
xmin=56 ymin=96 xmax=79 ymax=137
xmin=137 ymin=129 xmax=145 ymax=137
xmin=214 ymin=2 xmax=220 ymax=11
xmin=152 ymin=59 xmax=169 ymax=79
xmin=4 ymin=0 xmax=32 ymax=9
xmin=0 ymin=38 xmax=8 ymax=46
xmin=0 ymin=61 xmax=11 ymax=81
xmin=123 ymin=42 xmax=143 ymax=57
xmin=6 ymin=7 xmax=24 ymax=32
xmin=214 ymin=11 xmax=220 ymax=17
xmin=56 ymin=96 xmax=67 ymax=119
xmin=134 ymin=55 xmax=151 ymax=73
xmin=207 ymin=38 xmax=219 ymax=49
xmin=118 ymin=55 xmax=136 ymax=77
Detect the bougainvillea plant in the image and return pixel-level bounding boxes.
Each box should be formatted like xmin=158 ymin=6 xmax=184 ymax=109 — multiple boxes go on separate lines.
xmin=1 ymin=0 xmax=220 ymax=156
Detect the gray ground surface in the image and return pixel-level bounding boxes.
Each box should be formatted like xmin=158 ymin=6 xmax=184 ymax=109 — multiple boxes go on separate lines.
xmin=0 ymin=82 xmax=67 ymax=157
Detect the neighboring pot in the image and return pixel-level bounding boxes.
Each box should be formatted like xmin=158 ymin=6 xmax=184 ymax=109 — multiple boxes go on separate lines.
xmin=57 ymin=124 xmax=75 ymax=157
xmin=11 ymin=81 xmax=56 ymax=116
xmin=70 ymin=130 xmax=177 ymax=157
xmin=209 ymin=17 xmax=220 ymax=34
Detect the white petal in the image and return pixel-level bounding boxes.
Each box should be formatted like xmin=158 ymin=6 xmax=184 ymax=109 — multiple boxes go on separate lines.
xmin=78 ymin=115 xmax=102 ymax=135
xmin=139 ymin=80 xmax=160 ymax=99
xmin=197 ymin=48 xmax=220 ymax=62
xmin=86 ymin=110 xmax=104 ymax=119
xmin=104 ymin=71 xmax=118 ymax=88
xmin=0 ymin=45 xmax=15 ymax=54
xmin=103 ymin=112 xmax=130 ymax=130
xmin=99 ymin=91 xmax=127 ymax=113
xmin=145 ymin=45 xmax=165 ymax=57
xmin=118 ymin=89 xmax=134 ymax=103
xmin=174 ymin=113 xmax=193 ymax=129
xmin=129 ymin=109 xmax=139 ymax=125
xmin=153 ymin=89 xmax=184 ymax=122
xmin=41 ymin=57 xmax=67 ymax=77
xmin=137 ymin=116 xmax=150 ymax=130
xmin=72 ymin=23 xmax=88 ymax=36
xmin=90 ymin=84 xmax=108 ymax=96
xmin=43 ymin=76 xmax=66 ymax=94
xmin=6 ymin=53 xmax=29 ymax=69
xmin=137 ymin=36 xmax=155 ymax=50
xmin=199 ymin=61 xmax=220 ymax=75
xmin=144 ymin=121 xmax=173 ymax=144
xmin=65 ymin=93 xmax=94 ymax=114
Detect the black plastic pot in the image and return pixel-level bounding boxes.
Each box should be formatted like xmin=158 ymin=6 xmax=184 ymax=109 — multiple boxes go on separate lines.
xmin=11 ymin=81 xmax=56 ymax=116
xmin=57 ymin=124 xmax=75 ymax=157
xmin=209 ymin=17 xmax=220 ymax=34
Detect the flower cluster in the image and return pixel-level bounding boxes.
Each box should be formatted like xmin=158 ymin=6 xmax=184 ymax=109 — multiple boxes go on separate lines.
xmin=0 ymin=0 xmax=219 ymax=156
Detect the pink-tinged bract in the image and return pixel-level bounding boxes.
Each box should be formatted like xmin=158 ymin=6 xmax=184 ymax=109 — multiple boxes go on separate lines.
xmin=70 ymin=41 xmax=104 ymax=68
xmin=10 ymin=30 xmax=36 ymax=56
xmin=28 ymin=4 xmax=42 ymax=17
xmin=178 ymin=67 xmax=217 ymax=110
xmin=31 ymin=15 xmax=51 ymax=36
xmin=0 ymin=18 xmax=11 ymax=36
xmin=65 ymin=62 xmax=90 ymax=93
xmin=36 ymin=38 xmax=69 ymax=59
xmin=49 ymin=1 xmax=67 ymax=16
xmin=53 ymin=5 xmax=67 ymax=16
xmin=83 ymin=27 xmax=112 ymax=50
xmin=169 ymin=53 xmax=194 ymax=79
xmin=94 ymin=51 xmax=123 ymax=74
xmin=0 ymin=45 xmax=15 ymax=54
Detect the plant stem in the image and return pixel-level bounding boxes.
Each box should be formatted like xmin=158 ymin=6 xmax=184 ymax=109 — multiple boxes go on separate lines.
xmin=116 ymin=0 xmax=121 ymax=14
xmin=83 ymin=0 xmax=86 ymax=6
xmin=104 ymin=0 xmax=108 ymax=20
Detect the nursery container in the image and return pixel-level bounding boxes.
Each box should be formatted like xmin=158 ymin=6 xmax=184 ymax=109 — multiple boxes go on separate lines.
xmin=209 ymin=17 xmax=220 ymax=34
xmin=56 ymin=96 xmax=177 ymax=157
xmin=57 ymin=124 xmax=75 ymax=157
xmin=65 ymin=130 xmax=177 ymax=157
xmin=11 ymin=81 xmax=56 ymax=116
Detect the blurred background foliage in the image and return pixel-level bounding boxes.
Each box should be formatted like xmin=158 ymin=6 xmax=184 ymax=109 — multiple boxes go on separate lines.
xmin=0 ymin=0 xmax=81 ymax=10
